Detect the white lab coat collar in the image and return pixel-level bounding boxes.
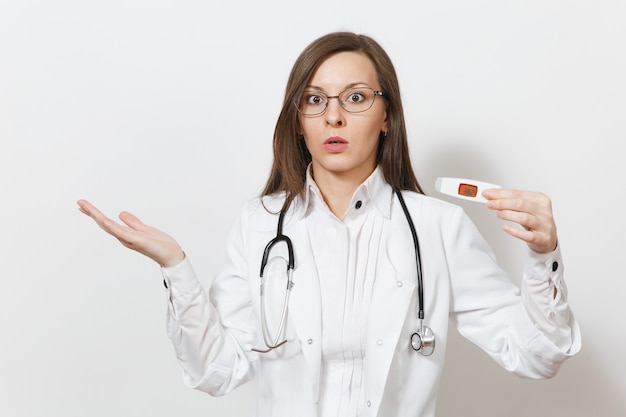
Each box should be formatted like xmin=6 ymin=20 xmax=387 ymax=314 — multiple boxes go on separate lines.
xmin=298 ymin=164 xmax=394 ymax=220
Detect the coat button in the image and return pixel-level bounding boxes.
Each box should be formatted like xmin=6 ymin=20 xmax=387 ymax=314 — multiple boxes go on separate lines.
xmin=367 ymin=401 xmax=372 ymax=407
xmin=376 ymin=339 xmax=383 ymax=346
xmin=552 ymin=261 xmax=558 ymax=271
xmin=355 ymin=200 xmax=362 ymax=209
xmin=308 ymin=339 xmax=314 ymax=345
xmin=396 ymin=281 xmax=403 ymax=287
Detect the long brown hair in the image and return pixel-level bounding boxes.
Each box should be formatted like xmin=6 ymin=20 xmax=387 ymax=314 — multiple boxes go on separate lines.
xmin=262 ymin=32 xmax=424 ymax=209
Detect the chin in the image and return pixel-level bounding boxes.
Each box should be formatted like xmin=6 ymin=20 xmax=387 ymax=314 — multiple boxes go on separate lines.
xmin=314 ymin=160 xmax=375 ymax=180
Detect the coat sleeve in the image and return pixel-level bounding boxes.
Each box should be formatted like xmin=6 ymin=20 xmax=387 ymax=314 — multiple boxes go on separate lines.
xmin=445 ymin=207 xmax=580 ymax=378
xmin=521 ymin=244 xmax=581 ymax=353
xmin=161 ymin=205 xmax=259 ymax=396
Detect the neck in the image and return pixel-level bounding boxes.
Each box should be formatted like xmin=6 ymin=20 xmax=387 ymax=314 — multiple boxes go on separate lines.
xmin=312 ymin=165 xmax=375 ymax=221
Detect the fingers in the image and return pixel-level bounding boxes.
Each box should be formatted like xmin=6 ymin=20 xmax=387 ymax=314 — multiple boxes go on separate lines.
xmin=76 ymin=199 xmax=98 ymax=217
xmin=77 ymin=199 xmax=140 ymax=242
xmin=77 ymin=199 xmax=146 ymax=252
xmin=482 ymin=189 xmax=558 ymax=253
xmin=483 ymin=189 xmax=552 ymax=224
xmin=77 ymin=199 xmax=116 ymax=230
xmin=483 ymin=189 xmax=550 ymax=210
xmin=118 ymin=210 xmax=150 ymax=232
xmin=77 ymin=199 xmax=186 ymax=267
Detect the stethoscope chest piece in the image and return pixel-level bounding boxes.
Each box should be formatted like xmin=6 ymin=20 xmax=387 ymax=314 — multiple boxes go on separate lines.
xmin=411 ymin=325 xmax=435 ymax=356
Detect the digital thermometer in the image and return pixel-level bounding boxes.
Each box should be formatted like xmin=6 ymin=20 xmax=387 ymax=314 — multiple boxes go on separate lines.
xmin=435 ymin=177 xmax=501 ymax=203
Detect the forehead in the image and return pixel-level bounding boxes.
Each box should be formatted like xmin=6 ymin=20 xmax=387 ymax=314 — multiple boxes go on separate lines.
xmin=307 ymin=51 xmax=379 ymax=89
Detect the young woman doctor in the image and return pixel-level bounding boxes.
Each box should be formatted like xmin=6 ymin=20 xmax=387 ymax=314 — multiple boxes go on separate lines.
xmin=77 ymin=32 xmax=580 ymax=417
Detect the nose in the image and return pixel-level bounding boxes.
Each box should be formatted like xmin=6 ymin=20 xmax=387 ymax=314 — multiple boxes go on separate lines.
xmin=324 ymin=96 xmax=345 ymax=127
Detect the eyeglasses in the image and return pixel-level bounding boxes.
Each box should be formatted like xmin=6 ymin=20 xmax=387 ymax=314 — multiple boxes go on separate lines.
xmin=295 ymin=86 xmax=384 ymax=116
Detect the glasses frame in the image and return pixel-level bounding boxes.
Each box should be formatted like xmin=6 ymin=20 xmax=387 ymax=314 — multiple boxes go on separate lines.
xmin=295 ymin=86 xmax=384 ymax=116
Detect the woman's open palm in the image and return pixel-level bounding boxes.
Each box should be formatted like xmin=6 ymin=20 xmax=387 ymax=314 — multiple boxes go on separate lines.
xmin=77 ymin=199 xmax=185 ymax=268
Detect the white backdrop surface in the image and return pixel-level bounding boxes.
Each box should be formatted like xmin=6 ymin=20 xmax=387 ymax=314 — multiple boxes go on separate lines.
xmin=1 ymin=0 xmax=625 ymax=416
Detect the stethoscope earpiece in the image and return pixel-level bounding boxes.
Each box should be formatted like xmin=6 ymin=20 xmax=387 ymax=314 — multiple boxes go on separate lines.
xmin=411 ymin=325 xmax=435 ymax=356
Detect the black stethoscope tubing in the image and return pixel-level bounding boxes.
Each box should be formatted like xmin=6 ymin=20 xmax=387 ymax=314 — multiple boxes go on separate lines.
xmin=258 ymin=190 xmax=435 ymax=356
xmin=394 ymin=190 xmax=424 ymax=321
xmin=260 ymin=209 xmax=294 ymax=276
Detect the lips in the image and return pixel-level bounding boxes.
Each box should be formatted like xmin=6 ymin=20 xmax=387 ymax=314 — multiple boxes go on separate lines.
xmin=323 ymin=136 xmax=348 ymax=152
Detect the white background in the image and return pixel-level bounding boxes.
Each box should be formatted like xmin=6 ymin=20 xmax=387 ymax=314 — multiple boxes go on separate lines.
xmin=1 ymin=0 xmax=625 ymax=416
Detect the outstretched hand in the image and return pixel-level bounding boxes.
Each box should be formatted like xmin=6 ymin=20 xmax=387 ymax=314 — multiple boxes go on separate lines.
xmin=77 ymin=199 xmax=186 ymax=268
xmin=483 ymin=189 xmax=558 ymax=254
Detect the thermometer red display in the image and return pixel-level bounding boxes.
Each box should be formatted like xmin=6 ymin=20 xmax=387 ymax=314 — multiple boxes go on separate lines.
xmin=458 ymin=183 xmax=478 ymax=198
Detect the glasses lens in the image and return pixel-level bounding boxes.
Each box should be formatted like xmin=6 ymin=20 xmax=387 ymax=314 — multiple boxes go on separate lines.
xmin=339 ymin=87 xmax=376 ymax=113
xmin=297 ymin=91 xmax=327 ymax=116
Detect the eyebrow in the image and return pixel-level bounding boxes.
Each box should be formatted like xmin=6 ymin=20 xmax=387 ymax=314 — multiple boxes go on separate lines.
xmin=304 ymin=82 xmax=373 ymax=92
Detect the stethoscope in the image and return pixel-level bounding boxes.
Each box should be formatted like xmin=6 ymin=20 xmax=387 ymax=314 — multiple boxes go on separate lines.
xmin=254 ymin=190 xmax=435 ymax=356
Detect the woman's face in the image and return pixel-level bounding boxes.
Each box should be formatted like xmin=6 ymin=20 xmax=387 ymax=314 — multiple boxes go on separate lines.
xmin=298 ymin=51 xmax=387 ymax=183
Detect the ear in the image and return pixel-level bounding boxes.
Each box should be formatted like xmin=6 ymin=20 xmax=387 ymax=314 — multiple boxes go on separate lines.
xmin=381 ymin=111 xmax=388 ymax=134
xmin=296 ymin=119 xmax=303 ymax=137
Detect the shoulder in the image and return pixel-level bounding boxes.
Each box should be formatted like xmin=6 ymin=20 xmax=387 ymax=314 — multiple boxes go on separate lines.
xmin=394 ymin=191 xmax=473 ymax=235
xmin=397 ymin=190 xmax=463 ymax=217
xmin=237 ymin=193 xmax=284 ymax=222
xmin=236 ymin=192 xmax=298 ymax=232
xmin=395 ymin=192 xmax=492 ymax=256
xmin=241 ymin=193 xmax=285 ymax=215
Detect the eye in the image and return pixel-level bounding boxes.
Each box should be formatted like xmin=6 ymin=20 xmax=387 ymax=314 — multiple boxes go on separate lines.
xmin=305 ymin=93 xmax=326 ymax=105
xmin=344 ymin=90 xmax=366 ymax=104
